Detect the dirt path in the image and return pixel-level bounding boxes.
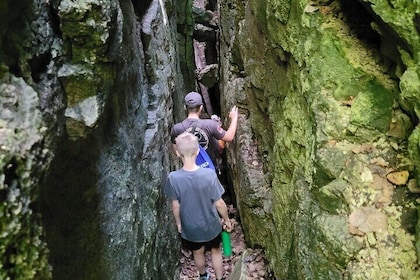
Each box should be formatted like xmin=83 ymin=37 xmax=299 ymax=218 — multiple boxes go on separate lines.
xmin=178 ymin=205 xmax=271 ymax=280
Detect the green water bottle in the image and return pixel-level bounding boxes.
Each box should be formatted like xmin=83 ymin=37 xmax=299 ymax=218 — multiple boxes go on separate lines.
xmin=221 ymin=230 xmax=232 ymax=257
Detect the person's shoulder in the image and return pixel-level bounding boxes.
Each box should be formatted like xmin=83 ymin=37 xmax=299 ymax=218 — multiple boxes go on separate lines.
xmin=172 ymin=121 xmax=186 ymax=133
xmin=168 ymin=170 xmax=188 ymax=183
xmin=173 ymin=121 xmax=184 ymax=128
xmin=200 ymin=119 xmax=225 ymax=135
xmin=199 ymin=119 xmax=220 ymax=128
xmin=168 ymin=169 xmax=183 ymax=177
xmin=199 ymin=119 xmax=214 ymax=124
xmin=197 ymin=167 xmax=216 ymax=176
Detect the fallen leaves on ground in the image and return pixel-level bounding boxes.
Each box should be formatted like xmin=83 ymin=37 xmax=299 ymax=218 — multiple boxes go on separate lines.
xmin=178 ymin=205 xmax=271 ymax=279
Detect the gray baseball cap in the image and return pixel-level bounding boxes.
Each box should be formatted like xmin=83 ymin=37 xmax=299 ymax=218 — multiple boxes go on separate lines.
xmin=184 ymin=91 xmax=203 ymax=108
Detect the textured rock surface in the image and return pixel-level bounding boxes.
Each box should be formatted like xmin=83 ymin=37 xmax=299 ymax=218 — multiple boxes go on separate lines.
xmin=0 ymin=0 xmax=62 ymax=278
xmin=1 ymin=0 xmax=183 ymax=279
xmin=219 ymin=0 xmax=419 ymax=279
xmin=39 ymin=0 xmax=184 ymax=279
xmin=0 ymin=75 xmax=52 ymax=279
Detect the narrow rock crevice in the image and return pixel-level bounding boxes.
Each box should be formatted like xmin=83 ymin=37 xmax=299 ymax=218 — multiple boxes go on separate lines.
xmin=179 ymin=1 xmax=275 ymax=279
xmin=339 ymin=0 xmax=404 ymax=79
xmin=191 ymin=0 xmax=236 ymax=207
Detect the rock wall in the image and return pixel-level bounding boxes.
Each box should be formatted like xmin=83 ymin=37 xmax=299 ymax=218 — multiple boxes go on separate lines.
xmin=0 ymin=0 xmax=63 ymax=278
xmin=219 ymin=0 xmax=419 ymax=279
xmin=0 ymin=0 xmax=187 ymax=279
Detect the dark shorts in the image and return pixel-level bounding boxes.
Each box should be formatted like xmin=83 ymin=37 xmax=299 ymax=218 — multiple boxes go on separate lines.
xmin=181 ymin=232 xmax=222 ymax=251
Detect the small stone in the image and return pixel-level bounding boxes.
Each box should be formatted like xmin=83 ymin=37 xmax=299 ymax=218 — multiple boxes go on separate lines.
xmin=352 ymin=143 xmax=375 ymax=154
xmin=374 ymin=184 xmax=393 ymax=208
xmin=386 ymin=171 xmax=409 ymax=185
xmin=390 ymin=142 xmax=399 ymax=150
xmin=407 ymin=179 xmax=420 ymax=194
xmin=371 ymin=157 xmax=388 ymax=167
xmin=304 ymin=5 xmax=319 ymax=13
xmin=360 ymin=168 xmax=373 ymax=182
xmin=254 ymin=254 xmax=263 ymax=262
xmin=1 ymin=108 xmax=14 ymax=120
xmin=370 ymin=174 xmax=393 ymax=190
xmin=349 ymin=207 xmax=387 ymax=234
xmin=365 ymin=210 xmax=388 ymax=233
xmin=366 ymin=232 xmax=376 ymax=246
xmin=349 ymin=208 xmax=367 ymax=228
xmin=349 ymin=224 xmax=365 ymax=236
xmin=248 ymin=262 xmax=257 ymax=272
xmin=258 ymin=269 xmax=266 ymax=276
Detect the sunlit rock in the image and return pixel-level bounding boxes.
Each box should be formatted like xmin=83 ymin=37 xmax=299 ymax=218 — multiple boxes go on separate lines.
xmin=64 ymin=96 xmax=100 ymax=138
xmin=349 ymin=206 xmax=388 ymax=235
xmin=386 ymin=170 xmax=409 ymax=185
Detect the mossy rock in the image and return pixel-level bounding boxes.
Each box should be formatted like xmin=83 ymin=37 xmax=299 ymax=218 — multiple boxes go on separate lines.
xmin=408 ymin=127 xmax=420 ymax=182
xmin=350 ymin=79 xmax=397 ymax=133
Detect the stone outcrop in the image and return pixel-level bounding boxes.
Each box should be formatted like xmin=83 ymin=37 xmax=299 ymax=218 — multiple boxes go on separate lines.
xmin=0 ymin=74 xmax=52 ymax=279
xmin=1 ymin=0 xmax=185 ymax=279
xmin=219 ymin=0 xmax=420 ymax=279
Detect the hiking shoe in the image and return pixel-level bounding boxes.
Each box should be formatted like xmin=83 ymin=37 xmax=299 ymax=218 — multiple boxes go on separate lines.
xmin=199 ymin=271 xmax=210 ymax=280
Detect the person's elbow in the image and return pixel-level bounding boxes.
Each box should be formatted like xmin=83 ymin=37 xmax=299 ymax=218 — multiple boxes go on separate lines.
xmin=171 ymin=200 xmax=180 ymax=210
xmin=222 ymin=133 xmax=235 ymax=142
xmin=214 ymin=198 xmax=227 ymax=209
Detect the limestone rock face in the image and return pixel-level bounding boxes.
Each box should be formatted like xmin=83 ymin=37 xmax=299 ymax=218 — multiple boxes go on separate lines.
xmin=219 ymin=0 xmax=420 ymax=279
xmin=1 ymin=0 xmax=183 ymax=279
xmin=0 ymin=75 xmax=52 ymax=279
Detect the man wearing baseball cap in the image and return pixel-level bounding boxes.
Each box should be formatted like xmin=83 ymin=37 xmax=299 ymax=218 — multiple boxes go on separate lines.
xmin=170 ymin=91 xmax=238 ymax=164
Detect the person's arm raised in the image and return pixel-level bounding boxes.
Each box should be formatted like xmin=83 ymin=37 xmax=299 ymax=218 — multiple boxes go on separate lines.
xmin=221 ymin=106 xmax=238 ymax=142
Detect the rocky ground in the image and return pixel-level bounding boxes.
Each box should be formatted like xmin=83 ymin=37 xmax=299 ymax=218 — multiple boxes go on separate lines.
xmin=178 ymin=205 xmax=272 ymax=280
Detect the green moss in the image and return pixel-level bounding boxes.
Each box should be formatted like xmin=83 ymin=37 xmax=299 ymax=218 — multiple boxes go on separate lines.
xmin=59 ymin=2 xmax=110 ymax=60
xmin=416 ymin=206 xmax=420 ymax=264
xmin=0 ymin=159 xmax=52 ymax=280
xmin=399 ymin=66 xmax=420 ymax=119
xmin=408 ymin=127 xmax=420 ymax=182
xmin=249 ymin=0 xmax=269 ymax=32
xmin=316 ymin=32 xmax=368 ymax=101
xmin=314 ymin=178 xmax=351 ymax=214
xmin=227 ymin=0 xmax=420 ymax=279
xmin=0 ymin=76 xmax=52 ymax=279
xmin=366 ymin=0 xmax=420 ymax=57
xmin=314 ymin=214 xmax=363 ymax=265
xmin=61 ymin=74 xmax=97 ymax=106
xmin=350 ymin=79 xmax=397 ymax=133
xmin=175 ymin=0 xmax=196 ymax=90
xmin=0 ymin=64 xmax=9 ymax=79
xmin=58 ymin=62 xmax=115 ymax=106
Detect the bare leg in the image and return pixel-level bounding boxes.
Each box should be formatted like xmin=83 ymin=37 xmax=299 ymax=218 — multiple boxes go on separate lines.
xmin=192 ymin=246 xmax=206 ymax=275
xmin=210 ymin=247 xmax=223 ymax=279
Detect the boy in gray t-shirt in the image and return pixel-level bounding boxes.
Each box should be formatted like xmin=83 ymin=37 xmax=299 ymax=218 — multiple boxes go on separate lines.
xmin=164 ymin=132 xmax=232 ymax=280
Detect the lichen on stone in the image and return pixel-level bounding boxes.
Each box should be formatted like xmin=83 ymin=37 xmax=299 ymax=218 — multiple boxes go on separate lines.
xmin=0 ymin=75 xmax=51 ymax=279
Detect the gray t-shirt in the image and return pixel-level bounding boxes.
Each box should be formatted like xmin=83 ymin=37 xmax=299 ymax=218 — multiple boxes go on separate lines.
xmin=171 ymin=118 xmax=225 ymax=163
xmin=164 ymin=167 xmax=225 ymax=242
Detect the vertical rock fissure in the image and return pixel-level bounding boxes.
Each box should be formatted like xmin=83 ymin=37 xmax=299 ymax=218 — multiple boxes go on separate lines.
xmin=192 ymin=0 xmax=236 ymax=207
